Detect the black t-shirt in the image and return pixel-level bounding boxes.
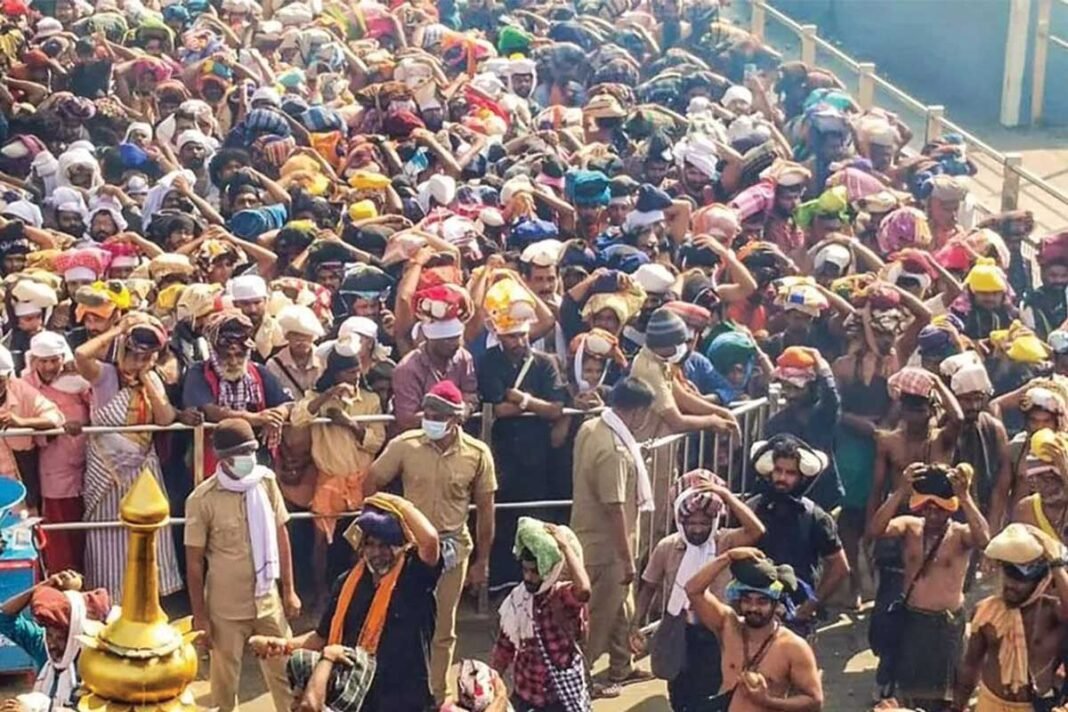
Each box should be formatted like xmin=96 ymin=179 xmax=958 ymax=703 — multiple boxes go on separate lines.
xmin=746 ymin=493 xmax=842 ymax=590
xmin=315 ymin=550 xmax=443 ymax=712
xmin=477 ymin=347 xmax=568 ymax=446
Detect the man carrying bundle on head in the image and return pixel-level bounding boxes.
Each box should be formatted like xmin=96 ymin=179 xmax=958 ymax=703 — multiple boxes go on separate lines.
xmin=954 ymin=523 xmax=1068 ymax=712
xmin=684 ymin=547 xmax=823 ymax=712
xmin=250 ymin=493 xmax=442 ymax=712
xmin=867 ymin=462 xmax=990 ymax=709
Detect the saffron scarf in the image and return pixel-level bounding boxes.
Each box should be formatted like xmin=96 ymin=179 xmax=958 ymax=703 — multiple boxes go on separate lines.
xmin=327 ymin=552 xmax=406 ymax=653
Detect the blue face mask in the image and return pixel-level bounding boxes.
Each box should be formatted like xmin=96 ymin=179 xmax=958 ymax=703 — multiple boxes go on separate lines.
xmin=229 ymin=453 xmax=257 ymax=477
xmin=422 ymin=418 xmax=449 ymax=441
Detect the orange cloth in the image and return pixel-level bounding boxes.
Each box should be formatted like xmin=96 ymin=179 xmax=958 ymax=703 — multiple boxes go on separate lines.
xmin=327 ymin=551 xmax=406 ymax=654
xmin=972 ymin=580 xmax=1051 ymax=694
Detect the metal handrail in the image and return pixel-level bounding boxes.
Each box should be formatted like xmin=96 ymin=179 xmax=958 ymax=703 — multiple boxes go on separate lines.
xmin=748 ymin=0 xmax=1068 ymax=226
xmin=869 ymin=74 xmax=927 ymax=115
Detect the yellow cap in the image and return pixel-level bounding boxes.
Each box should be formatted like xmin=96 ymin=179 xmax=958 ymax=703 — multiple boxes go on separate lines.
xmin=348 ymin=199 xmax=378 ymax=221
xmin=963 ymin=257 xmax=1007 ymax=293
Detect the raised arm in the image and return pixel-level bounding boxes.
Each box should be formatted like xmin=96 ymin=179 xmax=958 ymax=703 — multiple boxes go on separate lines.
xmin=685 ymin=549 xmax=747 ymax=634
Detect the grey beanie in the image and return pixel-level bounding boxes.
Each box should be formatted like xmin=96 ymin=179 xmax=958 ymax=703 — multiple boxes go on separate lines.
xmin=645 ymin=308 xmax=689 ymax=349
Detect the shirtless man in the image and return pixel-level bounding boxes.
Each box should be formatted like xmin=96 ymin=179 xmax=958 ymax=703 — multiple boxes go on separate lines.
xmin=868 ymin=373 xmax=963 ymax=522
xmin=953 ymin=523 xmax=1068 ymax=712
xmin=1012 ymin=430 xmax=1068 ymax=545
xmin=867 ymin=463 xmax=991 ymax=711
xmin=685 ymin=547 xmax=823 ymax=712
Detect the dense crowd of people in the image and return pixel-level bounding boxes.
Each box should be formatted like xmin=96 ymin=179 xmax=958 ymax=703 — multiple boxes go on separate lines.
xmin=0 ymin=0 xmax=1067 ymax=710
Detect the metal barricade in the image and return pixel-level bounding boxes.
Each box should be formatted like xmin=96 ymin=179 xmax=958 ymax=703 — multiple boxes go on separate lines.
xmin=743 ymin=0 xmax=1068 ymax=235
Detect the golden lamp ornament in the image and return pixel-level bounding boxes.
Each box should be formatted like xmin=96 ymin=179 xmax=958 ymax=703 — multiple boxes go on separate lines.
xmin=77 ymin=471 xmax=200 ymax=712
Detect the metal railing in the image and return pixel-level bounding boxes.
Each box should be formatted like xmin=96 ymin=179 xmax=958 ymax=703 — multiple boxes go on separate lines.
xmin=13 ymin=397 xmax=773 ymax=538
xmin=745 ymin=0 xmax=1068 ymax=234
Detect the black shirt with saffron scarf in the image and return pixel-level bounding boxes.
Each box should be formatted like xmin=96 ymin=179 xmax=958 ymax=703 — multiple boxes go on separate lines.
xmin=315 ymin=550 xmax=443 ymax=712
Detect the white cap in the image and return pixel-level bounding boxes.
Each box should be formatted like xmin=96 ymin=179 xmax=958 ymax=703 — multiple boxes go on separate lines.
xmin=421 ymin=318 xmax=464 ymax=340
xmin=520 ymin=239 xmax=564 ymax=267
xmin=11 ymin=280 xmax=57 ymax=313
xmin=64 ymin=266 xmax=97 ymax=283
xmin=277 ymin=304 xmax=324 ymax=339
xmin=29 ymin=331 xmax=71 ymax=360
xmin=250 ymin=87 xmax=281 ymax=107
xmin=230 ymin=274 xmax=268 ymax=302
xmin=813 ymin=243 xmax=852 ymax=271
xmin=633 ymin=263 xmax=675 ymax=294
xmin=340 ymin=316 xmax=378 ymax=342
xmin=33 ymin=18 xmax=63 ymax=41
xmin=722 ymin=85 xmax=754 ymax=110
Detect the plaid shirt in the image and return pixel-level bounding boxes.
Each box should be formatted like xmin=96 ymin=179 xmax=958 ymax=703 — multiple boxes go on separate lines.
xmin=490 ymin=582 xmax=587 ymax=708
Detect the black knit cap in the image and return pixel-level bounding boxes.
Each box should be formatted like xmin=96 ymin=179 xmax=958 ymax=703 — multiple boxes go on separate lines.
xmin=212 ymin=418 xmax=257 ymax=456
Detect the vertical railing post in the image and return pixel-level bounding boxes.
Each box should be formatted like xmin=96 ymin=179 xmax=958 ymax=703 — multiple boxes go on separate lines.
xmin=800 ymin=24 xmax=818 ymax=66
xmin=857 ymin=62 xmax=876 ymax=110
xmin=1002 ymin=153 xmax=1023 ymax=212
xmin=1032 ymin=0 xmax=1052 ymax=124
xmin=751 ymin=0 xmax=766 ymax=41
xmin=193 ymin=424 xmax=204 ymax=486
xmin=925 ymin=105 xmax=945 ymax=143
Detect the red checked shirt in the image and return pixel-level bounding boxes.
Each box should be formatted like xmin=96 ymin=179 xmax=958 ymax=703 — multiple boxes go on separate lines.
xmin=490 ymin=582 xmax=587 ymax=707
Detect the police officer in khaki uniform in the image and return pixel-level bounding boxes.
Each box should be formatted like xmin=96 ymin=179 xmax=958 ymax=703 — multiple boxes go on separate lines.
xmin=185 ymin=418 xmax=302 ymax=711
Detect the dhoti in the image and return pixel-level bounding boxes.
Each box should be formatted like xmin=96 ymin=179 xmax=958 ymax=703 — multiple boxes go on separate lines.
xmin=976 ymin=682 xmax=1036 ymax=712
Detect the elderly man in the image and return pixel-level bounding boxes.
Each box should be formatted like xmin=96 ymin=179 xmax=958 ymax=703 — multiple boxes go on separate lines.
xmin=186 ymin=419 xmax=300 ymax=712
xmin=954 ymin=523 xmax=1068 ymax=712
xmin=0 ymin=343 xmax=65 ymax=515
xmin=231 ymin=274 xmax=285 ymax=363
xmin=250 ymin=493 xmax=442 ymax=712
xmin=23 ymin=331 xmax=89 ymax=572
xmin=181 ymin=310 xmax=293 ymax=474
xmin=364 ymin=382 xmax=496 ymax=703
xmin=1012 ymin=429 xmax=1068 ymax=544
xmin=685 ymin=548 xmax=823 ymax=711
xmin=868 ymin=463 xmax=990 ymax=709
xmin=266 ymin=305 xmax=325 ymax=398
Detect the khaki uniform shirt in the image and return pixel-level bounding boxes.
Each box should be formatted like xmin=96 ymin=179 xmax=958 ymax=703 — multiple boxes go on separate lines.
xmin=184 ymin=472 xmax=290 ymax=621
xmin=570 ymin=417 xmax=637 ymax=567
xmin=628 ymin=347 xmax=676 ymax=441
xmin=369 ymin=430 xmax=497 ymax=548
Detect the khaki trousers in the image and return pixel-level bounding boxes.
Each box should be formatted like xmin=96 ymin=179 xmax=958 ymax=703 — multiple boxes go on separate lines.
xmin=209 ymin=607 xmax=293 ymax=712
xmin=430 ymin=539 xmax=470 ymax=703
xmin=584 ymin=560 xmax=634 ymax=679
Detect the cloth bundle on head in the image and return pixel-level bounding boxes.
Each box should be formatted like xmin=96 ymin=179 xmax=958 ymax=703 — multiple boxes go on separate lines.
xmin=277 ymin=304 xmax=324 ymax=339
xmin=663 ymin=301 xmax=711 ymax=333
xmin=73 ymin=281 xmax=128 ymax=322
xmin=623 ymin=184 xmax=672 ymax=234
xmin=344 ymin=494 xmax=411 ymax=553
xmin=1021 ymin=383 xmax=1068 ymax=430
xmin=977 ymin=522 xmax=1063 ymax=694
xmin=989 ymin=321 xmax=1050 ymax=364
xmin=877 ymin=207 xmax=932 ymax=255
xmin=794 ymin=186 xmax=849 ymax=230
xmin=705 ymin=331 xmax=757 ymax=398
xmin=725 ymin=555 xmax=792 ymax=604
xmin=54 ymin=247 xmax=109 ymax=284
xmin=569 ymin=328 xmax=625 ymax=391
xmin=10 ymin=279 xmax=57 ymax=317
xmin=632 ymin=263 xmax=675 ymax=296
xmin=664 ymin=468 xmax=725 ymax=616
xmin=580 ymin=286 xmax=646 ymax=328
xmin=693 ymin=204 xmax=741 ymax=240
xmin=909 ymin=464 xmax=965 ymax=513
xmin=520 ymin=239 xmax=564 ymax=268
xmin=1030 ymin=427 xmax=1068 ymax=465
xmin=1038 ymin=231 xmax=1068 ymax=268
xmin=204 ymin=308 xmax=254 ymax=347
xmin=175 ymin=283 xmax=224 ymax=325
xmin=917 ymin=315 xmax=967 ymax=360
xmin=887 ymin=366 xmax=936 ymax=400
xmin=761 ymin=160 xmax=812 ymax=189
xmin=963 ymin=256 xmax=1008 ymax=294
xmin=499 ymin=516 xmax=583 ymax=646
xmin=484 ymin=276 xmax=536 ymax=335
xmin=772 ymin=346 xmax=818 ymax=388
xmin=413 ymin=285 xmax=470 ymax=340
xmin=750 ymin=433 xmax=828 ymax=479
xmin=1051 ymin=329 xmax=1068 ymax=355
xmin=564 ymin=169 xmax=610 ymax=208
xmin=776 ymin=282 xmax=828 ymax=318
xmin=674 ymin=135 xmax=720 ymax=181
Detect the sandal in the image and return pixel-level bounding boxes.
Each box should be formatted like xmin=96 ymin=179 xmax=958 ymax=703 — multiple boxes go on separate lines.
xmin=591 ymin=682 xmax=622 ymax=699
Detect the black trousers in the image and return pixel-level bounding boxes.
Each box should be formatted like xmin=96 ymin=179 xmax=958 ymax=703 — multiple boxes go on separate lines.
xmin=668 ymin=623 xmax=723 ymax=712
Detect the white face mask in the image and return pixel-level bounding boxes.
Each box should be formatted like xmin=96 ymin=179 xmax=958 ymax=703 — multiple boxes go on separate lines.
xmin=422 ymin=418 xmax=450 ymax=441
xmin=228 ymin=453 xmax=257 ymax=478
xmin=50 ymin=374 xmax=91 ymax=394
xmin=666 ymin=343 xmax=688 ymax=364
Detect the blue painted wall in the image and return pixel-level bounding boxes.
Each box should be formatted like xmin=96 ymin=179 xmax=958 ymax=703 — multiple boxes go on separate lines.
xmin=769 ymin=0 xmax=1019 ymax=128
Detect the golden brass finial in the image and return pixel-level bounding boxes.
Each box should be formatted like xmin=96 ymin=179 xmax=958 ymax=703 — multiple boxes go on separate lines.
xmin=78 ymin=470 xmax=199 ymax=712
